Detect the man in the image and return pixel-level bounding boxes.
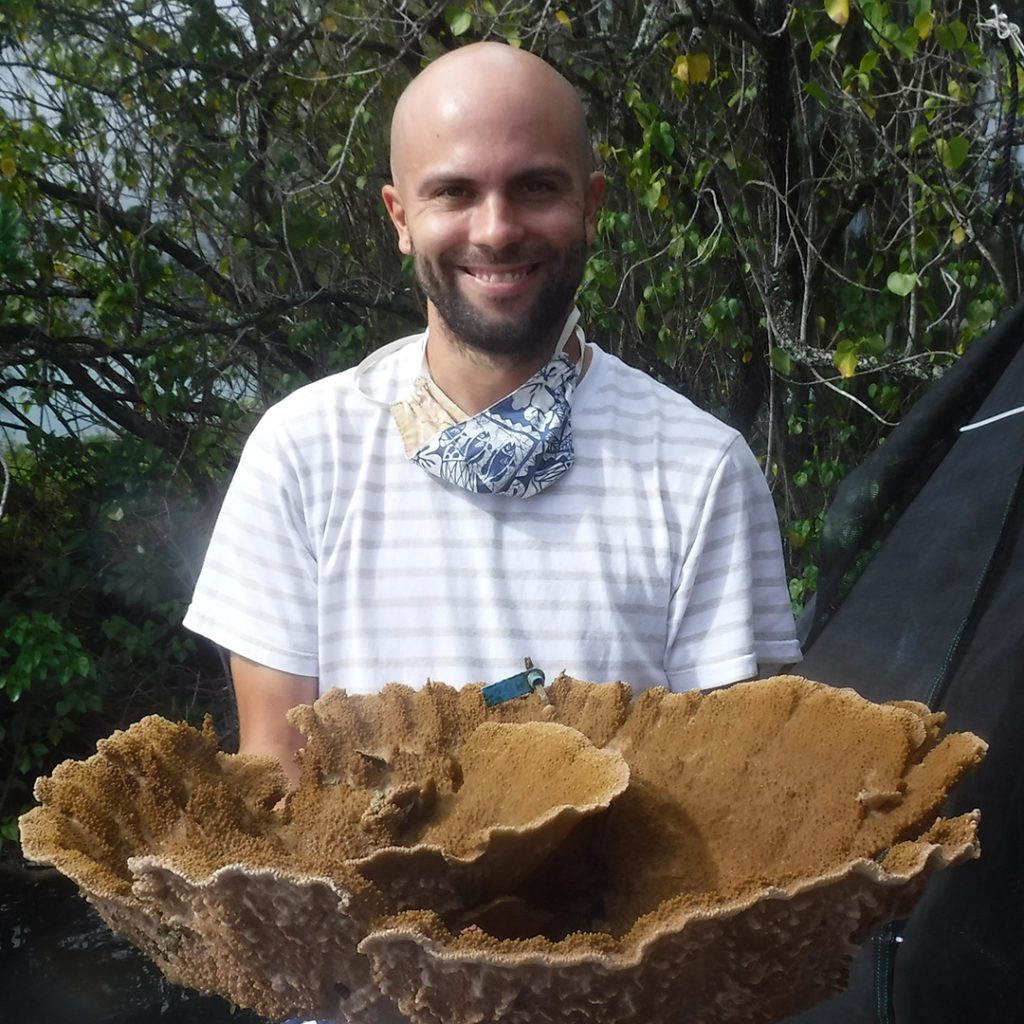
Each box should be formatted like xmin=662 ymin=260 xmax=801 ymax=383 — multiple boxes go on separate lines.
xmin=184 ymin=42 xmax=801 ymax=788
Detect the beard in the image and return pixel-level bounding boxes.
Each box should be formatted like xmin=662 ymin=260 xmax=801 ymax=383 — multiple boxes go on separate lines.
xmin=412 ymin=235 xmax=588 ymax=359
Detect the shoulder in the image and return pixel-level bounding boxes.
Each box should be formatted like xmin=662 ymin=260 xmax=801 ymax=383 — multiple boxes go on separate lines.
xmin=250 ymin=332 xmax=423 ymax=445
xmin=579 ymin=344 xmax=744 ymax=456
xmin=261 ymin=366 xmax=361 ymax=426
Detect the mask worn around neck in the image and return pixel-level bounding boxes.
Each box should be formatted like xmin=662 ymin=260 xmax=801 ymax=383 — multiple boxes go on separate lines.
xmin=390 ymin=309 xmax=584 ymax=498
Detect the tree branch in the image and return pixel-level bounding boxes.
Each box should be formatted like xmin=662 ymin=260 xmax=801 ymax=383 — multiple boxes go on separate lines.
xmin=31 ymin=176 xmax=241 ymax=306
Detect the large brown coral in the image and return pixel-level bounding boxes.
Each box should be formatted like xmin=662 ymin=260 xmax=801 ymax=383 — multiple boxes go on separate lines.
xmin=19 ymin=675 xmax=985 ymax=1024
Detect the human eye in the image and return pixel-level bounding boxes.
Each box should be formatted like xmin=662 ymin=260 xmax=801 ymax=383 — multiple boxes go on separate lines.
xmin=435 ymin=183 xmax=470 ymax=200
xmin=520 ymin=178 xmax=557 ymax=196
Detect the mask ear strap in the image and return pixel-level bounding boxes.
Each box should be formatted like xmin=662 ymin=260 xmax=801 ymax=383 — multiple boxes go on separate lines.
xmin=353 ymin=332 xmax=427 ymax=407
xmin=553 ymin=307 xmax=584 ymax=365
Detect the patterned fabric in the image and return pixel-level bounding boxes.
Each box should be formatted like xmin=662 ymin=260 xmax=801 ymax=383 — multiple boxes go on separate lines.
xmin=406 ymin=351 xmax=577 ymax=497
xmin=390 ymin=308 xmax=582 ymax=498
xmin=391 ymin=374 xmax=468 ymax=457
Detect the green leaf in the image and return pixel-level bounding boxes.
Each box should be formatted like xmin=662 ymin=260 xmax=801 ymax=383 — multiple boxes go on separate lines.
xmin=810 ymin=31 xmax=844 ymax=61
xmin=909 ymin=123 xmax=929 ymax=153
xmin=935 ymin=19 xmax=968 ymax=50
xmin=835 ymin=353 xmax=857 ymax=379
xmin=938 ymin=135 xmax=969 ymax=171
xmin=967 ymin=298 xmax=995 ymax=326
xmin=835 ymin=339 xmax=860 ymax=376
xmin=685 ymin=52 xmax=712 ymax=85
xmin=916 ymin=227 xmax=938 ymax=254
xmin=444 ymin=6 xmax=472 ymax=36
xmin=865 ymin=333 xmax=886 ymax=357
xmin=804 ymin=82 xmax=830 ymax=106
xmin=825 ymin=0 xmax=849 ymax=27
xmin=0 ymin=196 xmax=33 ymax=282
xmin=770 ymin=347 xmax=793 ymax=375
xmin=652 ymin=121 xmax=676 ymax=159
xmin=886 ymin=271 xmax=918 ymax=296
xmin=859 ymin=50 xmax=881 ymax=74
xmin=641 ymin=179 xmax=663 ymax=210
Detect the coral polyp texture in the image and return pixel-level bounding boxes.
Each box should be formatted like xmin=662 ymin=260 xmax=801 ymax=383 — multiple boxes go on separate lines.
xmin=19 ymin=675 xmax=985 ymax=1024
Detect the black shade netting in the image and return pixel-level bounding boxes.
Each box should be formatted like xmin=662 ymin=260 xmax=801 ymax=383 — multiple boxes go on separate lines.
xmin=787 ymin=299 xmax=1024 ymax=1023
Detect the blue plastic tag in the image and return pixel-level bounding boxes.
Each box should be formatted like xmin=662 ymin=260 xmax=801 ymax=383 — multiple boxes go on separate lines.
xmin=481 ymin=660 xmax=546 ymax=707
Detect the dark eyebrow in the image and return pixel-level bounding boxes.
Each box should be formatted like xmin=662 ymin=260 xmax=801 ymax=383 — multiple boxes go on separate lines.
xmin=418 ymin=164 xmax=577 ymax=196
xmin=418 ymin=174 xmax=474 ymax=196
xmin=512 ymin=165 xmax=575 ymax=186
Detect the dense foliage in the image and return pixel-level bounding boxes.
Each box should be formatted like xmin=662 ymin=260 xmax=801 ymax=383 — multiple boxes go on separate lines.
xmin=2 ymin=0 xmax=1022 ymax=847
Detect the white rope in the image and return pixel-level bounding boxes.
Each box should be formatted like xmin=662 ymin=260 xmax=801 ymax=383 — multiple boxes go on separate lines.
xmin=0 ymin=450 xmax=9 ymax=520
xmin=979 ymin=4 xmax=1024 ymax=62
xmin=960 ymin=404 xmax=1024 ymax=432
xmin=763 ymin=6 xmax=794 ymax=38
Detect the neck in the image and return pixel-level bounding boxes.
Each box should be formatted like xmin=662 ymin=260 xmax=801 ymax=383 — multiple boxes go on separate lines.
xmin=424 ymin=306 xmax=580 ymax=415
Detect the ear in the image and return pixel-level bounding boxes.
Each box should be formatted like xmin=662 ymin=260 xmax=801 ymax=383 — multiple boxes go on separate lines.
xmin=583 ymin=171 xmax=606 ymax=245
xmin=381 ymin=183 xmax=413 ymax=255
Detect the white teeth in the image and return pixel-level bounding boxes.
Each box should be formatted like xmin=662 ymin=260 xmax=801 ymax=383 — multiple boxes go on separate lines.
xmin=470 ymin=269 xmax=529 ymax=283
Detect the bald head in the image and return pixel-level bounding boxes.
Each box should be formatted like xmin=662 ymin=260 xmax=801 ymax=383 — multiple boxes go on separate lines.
xmin=388 ymin=43 xmax=593 ymax=188
xmin=380 ymin=42 xmax=605 ymax=373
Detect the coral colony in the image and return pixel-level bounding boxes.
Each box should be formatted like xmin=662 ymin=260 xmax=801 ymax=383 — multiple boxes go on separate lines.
xmin=21 ymin=676 xmax=984 ymax=1024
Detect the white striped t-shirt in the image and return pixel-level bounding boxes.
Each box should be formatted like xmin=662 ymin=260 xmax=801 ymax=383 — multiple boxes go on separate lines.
xmin=183 ymin=336 xmax=801 ymax=694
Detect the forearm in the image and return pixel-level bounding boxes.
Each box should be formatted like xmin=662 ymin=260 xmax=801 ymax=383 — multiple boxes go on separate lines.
xmin=230 ymin=653 xmax=318 ymax=789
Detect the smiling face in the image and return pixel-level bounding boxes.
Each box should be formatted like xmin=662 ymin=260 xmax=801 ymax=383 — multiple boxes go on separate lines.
xmin=382 ymin=45 xmax=604 ymax=361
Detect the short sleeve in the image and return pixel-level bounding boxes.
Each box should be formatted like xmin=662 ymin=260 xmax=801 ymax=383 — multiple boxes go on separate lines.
xmin=664 ymin=437 xmax=802 ymax=690
xmin=183 ymin=411 xmax=320 ymax=676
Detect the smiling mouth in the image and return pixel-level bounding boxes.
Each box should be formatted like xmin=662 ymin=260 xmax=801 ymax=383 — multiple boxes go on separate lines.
xmin=461 ymin=264 xmax=541 ymax=284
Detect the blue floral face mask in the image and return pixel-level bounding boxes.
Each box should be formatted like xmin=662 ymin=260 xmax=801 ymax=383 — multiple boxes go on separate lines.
xmin=391 ymin=309 xmax=583 ymax=498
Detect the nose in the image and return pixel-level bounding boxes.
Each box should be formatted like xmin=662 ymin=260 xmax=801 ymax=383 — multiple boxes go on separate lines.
xmin=468 ymin=191 xmax=525 ymax=251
